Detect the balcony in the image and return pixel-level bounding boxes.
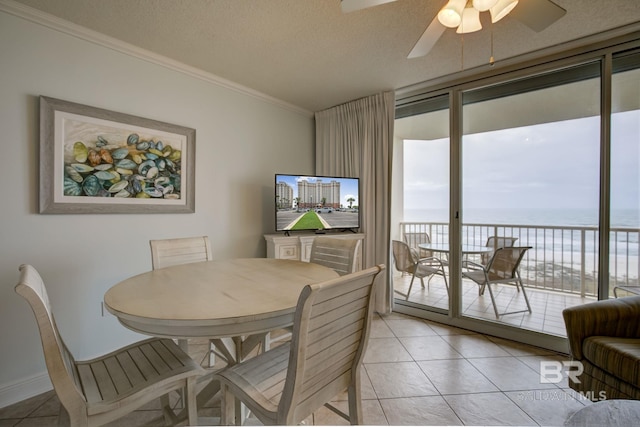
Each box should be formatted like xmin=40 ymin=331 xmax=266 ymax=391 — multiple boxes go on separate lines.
xmin=395 ymin=221 xmax=640 ymax=337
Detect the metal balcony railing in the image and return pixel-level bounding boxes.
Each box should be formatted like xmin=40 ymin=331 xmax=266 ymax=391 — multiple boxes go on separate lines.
xmin=400 ymin=222 xmax=640 ymax=297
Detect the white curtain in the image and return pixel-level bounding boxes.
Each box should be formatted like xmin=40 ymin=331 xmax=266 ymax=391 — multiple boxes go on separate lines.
xmin=315 ymin=91 xmax=394 ymax=313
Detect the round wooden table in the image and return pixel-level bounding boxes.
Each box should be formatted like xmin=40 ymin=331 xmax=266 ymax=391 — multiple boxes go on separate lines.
xmin=105 ymin=258 xmax=340 ymax=419
xmin=104 ymin=258 xmax=339 ymax=339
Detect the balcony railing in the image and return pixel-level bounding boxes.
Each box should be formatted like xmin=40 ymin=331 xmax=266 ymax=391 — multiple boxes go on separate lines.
xmin=400 ymin=221 xmax=640 ymax=297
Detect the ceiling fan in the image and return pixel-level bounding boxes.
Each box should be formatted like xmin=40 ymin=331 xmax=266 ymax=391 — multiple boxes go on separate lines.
xmin=341 ymin=0 xmax=567 ymax=59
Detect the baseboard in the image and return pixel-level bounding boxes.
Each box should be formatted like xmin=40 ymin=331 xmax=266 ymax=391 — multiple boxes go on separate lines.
xmin=0 ymin=372 xmax=52 ymax=409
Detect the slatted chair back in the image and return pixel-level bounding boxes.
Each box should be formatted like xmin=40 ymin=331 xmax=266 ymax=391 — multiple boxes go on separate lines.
xmin=14 ymin=264 xmax=84 ymax=417
xmin=15 ymin=264 xmax=204 ymax=426
xmin=309 ymin=237 xmax=360 ymax=276
xmin=278 ymin=264 xmax=384 ymax=424
xmin=150 ymin=235 xmax=216 ymax=367
xmin=482 ymin=236 xmax=518 ymax=264
xmin=150 ymin=236 xmax=212 ymax=269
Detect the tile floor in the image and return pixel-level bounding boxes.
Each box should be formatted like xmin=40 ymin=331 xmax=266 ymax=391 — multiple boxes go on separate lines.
xmin=0 ymin=312 xmax=593 ymax=426
xmin=393 ymin=272 xmax=595 ymax=337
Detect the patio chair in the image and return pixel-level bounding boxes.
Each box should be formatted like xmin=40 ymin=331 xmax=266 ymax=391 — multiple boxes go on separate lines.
xmin=403 ymin=231 xmax=434 ymax=258
xmin=613 ymin=285 xmax=640 ymax=297
xmin=392 ymin=240 xmax=448 ymax=301
xmin=150 ymin=236 xmax=217 ymax=367
xmin=309 ymin=236 xmax=360 ymax=275
xmin=462 ymin=246 xmax=532 ymax=318
xmin=480 ymin=236 xmax=518 ymax=265
xmin=213 ymin=265 xmax=385 ymax=425
xmin=15 ymin=264 xmax=204 ymax=427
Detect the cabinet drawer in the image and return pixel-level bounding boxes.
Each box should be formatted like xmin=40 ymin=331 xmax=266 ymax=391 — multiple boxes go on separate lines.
xmin=277 ymin=244 xmax=299 ymax=259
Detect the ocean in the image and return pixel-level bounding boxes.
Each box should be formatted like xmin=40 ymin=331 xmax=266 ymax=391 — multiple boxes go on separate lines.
xmin=401 ymin=208 xmax=639 ymax=288
xmin=403 ymin=208 xmax=639 ymax=229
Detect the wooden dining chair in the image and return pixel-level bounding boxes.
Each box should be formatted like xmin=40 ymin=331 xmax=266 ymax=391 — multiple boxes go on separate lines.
xmin=268 ymin=237 xmax=360 ymax=348
xmin=392 ymin=240 xmax=448 ymax=300
xmin=14 ymin=264 xmax=204 ymax=427
xmin=150 ymin=236 xmax=213 ymax=270
xmin=308 ymin=236 xmax=360 ymax=275
xmin=462 ymin=246 xmax=533 ymax=318
xmin=150 ymin=236 xmax=217 ymax=367
xmin=214 ymin=265 xmax=385 ymax=426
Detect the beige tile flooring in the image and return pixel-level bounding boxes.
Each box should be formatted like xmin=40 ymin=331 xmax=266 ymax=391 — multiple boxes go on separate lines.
xmin=0 ymin=311 xmax=594 ymax=426
xmin=393 ymin=272 xmax=596 ymax=337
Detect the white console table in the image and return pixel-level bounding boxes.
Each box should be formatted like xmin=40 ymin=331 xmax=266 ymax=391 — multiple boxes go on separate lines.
xmin=264 ymin=233 xmax=365 ymax=270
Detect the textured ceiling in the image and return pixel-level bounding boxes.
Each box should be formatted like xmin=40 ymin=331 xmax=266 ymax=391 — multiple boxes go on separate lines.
xmin=8 ymin=0 xmax=640 ymax=113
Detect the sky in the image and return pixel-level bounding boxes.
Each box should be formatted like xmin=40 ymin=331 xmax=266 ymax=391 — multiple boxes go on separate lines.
xmin=404 ymin=110 xmax=640 ymax=216
xmin=275 ymin=174 xmax=359 ymax=207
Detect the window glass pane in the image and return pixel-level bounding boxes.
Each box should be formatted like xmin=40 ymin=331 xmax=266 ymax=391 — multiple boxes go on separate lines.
xmin=610 ymin=52 xmax=640 ymax=297
xmin=394 ymin=95 xmax=450 ymax=312
xmin=461 ymin=65 xmax=600 ymax=335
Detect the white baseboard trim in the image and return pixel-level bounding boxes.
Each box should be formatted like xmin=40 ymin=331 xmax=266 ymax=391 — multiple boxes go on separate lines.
xmin=0 ymin=372 xmax=53 ymax=409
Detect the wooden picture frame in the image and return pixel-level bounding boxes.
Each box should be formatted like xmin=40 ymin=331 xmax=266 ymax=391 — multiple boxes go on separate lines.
xmin=39 ymin=96 xmax=195 ymax=214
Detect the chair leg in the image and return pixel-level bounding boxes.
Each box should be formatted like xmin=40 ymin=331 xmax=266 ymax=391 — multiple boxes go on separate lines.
xmin=160 ymin=394 xmax=176 ymax=426
xmin=485 ymin=282 xmax=501 ymax=319
xmin=516 ymin=277 xmax=532 ymax=314
xmin=479 ymin=283 xmax=486 ymax=296
xmin=186 ymin=377 xmax=199 ymax=426
xmin=347 ymin=382 xmax=363 ymax=425
xmin=441 ymin=267 xmax=449 ymax=295
xmin=405 ymin=274 xmax=417 ymax=300
xmin=220 ymin=383 xmax=236 ymax=426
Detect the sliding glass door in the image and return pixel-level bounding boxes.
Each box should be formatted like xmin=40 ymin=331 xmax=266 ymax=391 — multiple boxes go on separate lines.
xmin=393 ymin=95 xmax=450 ymax=313
xmin=392 ymin=39 xmax=640 ymax=351
xmin=460 ymin=64 xmax=602 ymax=335
xmin=610 ymin=51 xmax=640 ymax=297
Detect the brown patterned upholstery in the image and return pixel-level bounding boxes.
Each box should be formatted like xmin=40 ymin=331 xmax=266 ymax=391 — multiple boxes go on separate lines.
xmin=562 ymin=296 xmax=640 ymax=400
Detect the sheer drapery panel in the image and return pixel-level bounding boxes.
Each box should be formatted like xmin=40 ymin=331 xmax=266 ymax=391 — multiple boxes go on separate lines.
xmin=315 ymin=91 xmax=394 ymax=313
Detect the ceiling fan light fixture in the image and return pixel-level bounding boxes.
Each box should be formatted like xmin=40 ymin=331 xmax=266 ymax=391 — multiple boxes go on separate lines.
xmin=437 ymin=0 xmax=466 ymax=28
xmin=490 ymin=0 xmax=519 ymax=23
xmin=456 ymin=6 xmax=482 ymax=34
xmin=472 ymin=0 xmax=499 ymax=12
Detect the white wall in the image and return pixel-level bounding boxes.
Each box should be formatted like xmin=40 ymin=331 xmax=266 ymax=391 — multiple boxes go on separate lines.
xmin=0 ymin=9 xmax=314 ymax=407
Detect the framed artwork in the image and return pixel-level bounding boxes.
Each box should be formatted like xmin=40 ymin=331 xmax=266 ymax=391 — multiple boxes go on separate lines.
xmin=39 ymin=96 xmax=195 ymax=214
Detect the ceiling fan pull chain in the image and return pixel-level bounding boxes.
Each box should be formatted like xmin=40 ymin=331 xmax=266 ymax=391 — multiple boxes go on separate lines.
xmin=489 ymin=26 xmax=495 ymax=66
xmin=461 ymin=33 xmax=465 ymax=70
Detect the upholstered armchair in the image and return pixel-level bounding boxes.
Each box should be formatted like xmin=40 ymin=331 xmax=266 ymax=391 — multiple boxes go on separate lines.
xmin=562 ymin=296 xmax=640 ymax=400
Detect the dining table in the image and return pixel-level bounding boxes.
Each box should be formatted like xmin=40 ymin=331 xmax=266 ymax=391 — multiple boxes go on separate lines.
xmin=103 ymin=257 xmax=339 ymax=423
xmin=418 ymin=242 xmax=494 ymax=256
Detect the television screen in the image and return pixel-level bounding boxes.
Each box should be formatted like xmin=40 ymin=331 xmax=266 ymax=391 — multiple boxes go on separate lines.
xmin=275 ymin=174 xmax=360 ymax=232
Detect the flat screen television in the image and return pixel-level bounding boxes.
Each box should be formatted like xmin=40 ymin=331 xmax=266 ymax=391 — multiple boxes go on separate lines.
xmin=275 ymin=174 xmax=360 ymax=233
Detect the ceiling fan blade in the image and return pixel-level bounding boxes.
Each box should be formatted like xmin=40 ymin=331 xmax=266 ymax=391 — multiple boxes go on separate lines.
xmin=509 ymin=0 xmax=566 ymax=32
xmin=340 ymin=0 xmax=397 ymax=13
xmin=407 ymin=16 xmax=446 ymax=59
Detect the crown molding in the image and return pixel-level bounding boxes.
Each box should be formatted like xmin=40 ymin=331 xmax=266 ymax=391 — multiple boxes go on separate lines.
xmin=0 ymin=0 xmax=313 ymax=117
